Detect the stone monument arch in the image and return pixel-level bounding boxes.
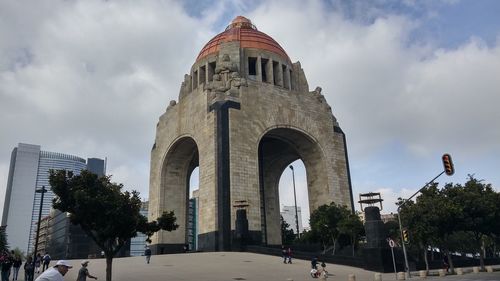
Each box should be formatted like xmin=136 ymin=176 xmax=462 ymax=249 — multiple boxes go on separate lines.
xmin=149 ymin=16 xmax=354 ymax=253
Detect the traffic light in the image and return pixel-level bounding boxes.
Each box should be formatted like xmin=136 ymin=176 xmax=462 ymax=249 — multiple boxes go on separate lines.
xmin=402 ymin=229 xmax=410 ymax=244
xmin=442 ymin=153 xmax=454 ymax=176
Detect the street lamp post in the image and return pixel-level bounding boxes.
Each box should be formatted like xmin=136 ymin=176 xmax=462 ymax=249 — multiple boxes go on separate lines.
xmin=289 ymin=165 xmax=300 ymax=239
xmin=32 ymin=185 xmax=48 ymax=279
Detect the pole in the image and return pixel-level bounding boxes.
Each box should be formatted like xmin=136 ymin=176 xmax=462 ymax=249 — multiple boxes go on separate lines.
xmin=397 ymin=210 xmax=411 ymax=279
xmin=32 ymin=186 xmax=47 ymax=279
xmin=391 ymin=244 xmax=397 ymax=280
xmin=289 ymin=165 xmax=300 ymax=239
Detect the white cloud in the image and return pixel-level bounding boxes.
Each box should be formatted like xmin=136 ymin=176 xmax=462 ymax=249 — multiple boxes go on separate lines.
xmin=1 ymin=0 xmax=499 ymax=224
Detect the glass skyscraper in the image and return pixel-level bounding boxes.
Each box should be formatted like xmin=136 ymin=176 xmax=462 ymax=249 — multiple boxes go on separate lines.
xmin=1 ymin=143 xmax=104 ymax=254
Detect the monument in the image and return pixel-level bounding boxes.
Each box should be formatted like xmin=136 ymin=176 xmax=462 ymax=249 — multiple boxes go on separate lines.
xmin=149 ymin=16 xmax=354 ymax=253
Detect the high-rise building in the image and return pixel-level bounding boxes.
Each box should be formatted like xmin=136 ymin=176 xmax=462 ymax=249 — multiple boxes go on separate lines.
xmin=1 ymin=143 xmax=104 ymax=254
xmin=130 ymin=201 xmax=149 ymax=256
xmin=187 ymin=190 xmax=199 ymax=251
xmin=280 ymin=206 xmax=303 ymax=234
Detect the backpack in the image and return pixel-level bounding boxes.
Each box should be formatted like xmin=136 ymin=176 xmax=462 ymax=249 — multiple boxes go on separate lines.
xmin=43 ymin=255 xmax=51 ymax=263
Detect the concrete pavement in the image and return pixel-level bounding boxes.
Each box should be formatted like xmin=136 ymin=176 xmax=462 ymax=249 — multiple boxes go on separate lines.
xmin=31 ymin=252 xmax=500 ymax=281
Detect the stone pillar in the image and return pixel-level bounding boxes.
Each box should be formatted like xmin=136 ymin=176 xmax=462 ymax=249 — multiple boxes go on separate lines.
xmin=374 ymin=273 xmax=382 ymax=281
xmin=456 ymin=268 xmax=463 ymax=275
xmin=348 ymin=273 xmax=356 ymax=281
xmin=256 ymin=56 xmax=262 ymax=82
xmin=419 ymin=270 xmax=427 ymax=278
xmin=266 ymin=59 xmax=273 ymax=84
xmin=397 ymin=272 xmax=405 ymax=280
xmin=486 ymin=266 xmax=493 ymax=273
xmin=276 ymin=62 xmax=284 ymax=87
xmin=473 ymin=266 xmax=479 ymax=273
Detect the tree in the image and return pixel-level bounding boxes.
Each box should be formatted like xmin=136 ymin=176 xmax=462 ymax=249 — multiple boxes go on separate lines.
xmin=384 ymin=220 xmax=400 ymax=242
xmin=309 ymin=202 xmax=351 ymax=254
xmin=0 ymin=226 xmax=8 ymax=253
xmin=280 ymin=216 xmax=295 ymax=245
xmin=399 ymin=183 xmax=459 ymax=272
xmin=443 ymin=175 xmax=498 ymax=270
xmin=49 ymin=170 xmax=179 ymax=281
xmin=338 ymin=211 xmax=364 ymax=256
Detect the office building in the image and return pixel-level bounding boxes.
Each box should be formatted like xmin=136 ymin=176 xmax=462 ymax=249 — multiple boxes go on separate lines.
xmin=280 ymin=205 xmax=303 ymax=234
xmin=130 ymin=201 xmax=149 ymax=256
xmin=1 ymin=143 xmax=104 ymax=254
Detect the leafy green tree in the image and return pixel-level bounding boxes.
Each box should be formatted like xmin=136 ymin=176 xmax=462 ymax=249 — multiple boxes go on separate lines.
xmin=443 ymin=175 xmax=498 ymax=270
xmin=49 ymin=170 xmax=179 ymax=281
xmin=384 ymin=220 xmax=400 ymax=242
xmin=12 ymin=247 xmax=24 ymax=260
xmin=280 ymin=216 xmax=295 ymax=245
xmin=0 ymin=226 xmax=8 ymax=253
xmin=309 ymin=202 xmax=351 ymax=254
xmin=399 ymin=183 xmax=460 ymax=272
xmin=338 ymin=211 xmax=364 ymax=256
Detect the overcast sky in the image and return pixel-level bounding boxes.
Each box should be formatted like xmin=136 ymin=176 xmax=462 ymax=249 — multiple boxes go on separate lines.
xmin=1 ymin=0 xmax=499 ymax=227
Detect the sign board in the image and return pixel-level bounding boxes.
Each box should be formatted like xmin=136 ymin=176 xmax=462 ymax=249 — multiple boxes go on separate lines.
xmin=388 ymin=238 xmax=395 ymax=248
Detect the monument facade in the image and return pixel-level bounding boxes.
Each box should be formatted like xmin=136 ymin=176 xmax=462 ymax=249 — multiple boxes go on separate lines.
xmin=149 ymin=16 xmax=354 ymax=252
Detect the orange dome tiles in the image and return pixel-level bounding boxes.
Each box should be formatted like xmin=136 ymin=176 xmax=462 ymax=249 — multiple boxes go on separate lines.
xmin=196 ymin=21 xmax=290 ymax=63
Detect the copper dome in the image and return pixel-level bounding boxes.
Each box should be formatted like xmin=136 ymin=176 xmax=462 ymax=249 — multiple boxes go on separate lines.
xmin=196 ymin=16 xmax=290 ymax=62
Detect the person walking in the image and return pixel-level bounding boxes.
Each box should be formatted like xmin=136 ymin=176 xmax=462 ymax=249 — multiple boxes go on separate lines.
xmin=286 ymin=247 xmax=292 ymax=264
xmin=1 ymin=251 xmax=13 ymax=281
xmin=35 ymin=260 xmax=72 ymax=281
xmin=23 ymin=257 xmax=34 ymax=281
xmin=34 ymin=254 xmax=41 ymax=274
xmin=12 ymin=255 xmax=22 ymax=281
xmin=144 ymin=247 xmax=152 ymax=264
xmin=76 ymin=261 xmax=97 ymax=281
xmin=41 ymin=253 xmax=51 ymax=272
xmin=311 ymin=256 xmax=318 ymax=269
xmin=281 ymin=246 xmax=287 ymax=264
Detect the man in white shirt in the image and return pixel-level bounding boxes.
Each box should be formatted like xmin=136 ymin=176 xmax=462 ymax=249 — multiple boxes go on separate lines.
xmin=35 ymin=260 xmax=72 ymax=281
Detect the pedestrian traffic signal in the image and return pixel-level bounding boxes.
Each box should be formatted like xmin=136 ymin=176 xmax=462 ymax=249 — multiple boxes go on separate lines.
xmin=442 ymin=153 xmax=454 ymax=176
xmin=402 ymin=229 xmax=410 ymax=244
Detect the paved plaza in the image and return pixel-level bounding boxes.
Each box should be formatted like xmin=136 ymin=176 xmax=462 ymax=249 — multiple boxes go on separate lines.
xmin=31 ymin=252 xmax=500 ymax=281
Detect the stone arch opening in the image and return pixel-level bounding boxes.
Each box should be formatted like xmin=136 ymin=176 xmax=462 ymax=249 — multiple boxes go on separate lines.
xmin=159 ymin=136 xmax=199 ymax=252
xmin=258 ymin=127 xmax=328 ymax=246
xmin=279 ymin=160 xmax=309 ymax=236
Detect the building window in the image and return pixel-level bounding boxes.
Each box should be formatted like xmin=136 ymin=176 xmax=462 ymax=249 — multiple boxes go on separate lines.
xmin=208 ymin=62 xmax=216 ymax=82
xmin=248 ymin=57 xmax=257 ymax=79
xmin=199 ymin=65 xmax=206 ymax=85
xmin=282 ymin=65 xmax=290 ymax=89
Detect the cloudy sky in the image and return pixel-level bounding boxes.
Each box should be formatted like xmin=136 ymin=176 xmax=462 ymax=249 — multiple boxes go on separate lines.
xmin=1 ymin=0 xmax=499 ymax=227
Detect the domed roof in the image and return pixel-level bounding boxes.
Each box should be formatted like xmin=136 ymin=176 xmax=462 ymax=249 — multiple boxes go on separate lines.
xmin=196 ymin=16 xmax=290 ymax=63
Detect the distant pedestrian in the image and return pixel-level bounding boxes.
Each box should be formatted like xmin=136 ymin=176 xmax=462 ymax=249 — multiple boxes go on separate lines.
xmin=281 ymin=246 xmax=287 ymax=263
xmin=12 ymin=254 xmax=22 ymax=280
xmin=35 ymin=260 xmax=72 ymax=281
xmin=34 ymin=254 xmax=42 ymax=274
xmin=76 ymin=261 xmax=97 ymax=281
xmin=1 ymin=251 xmax=13 ymax=281
xmin=443 ymin=255 xmax=449 ymax=273
xmin=23 ymin=257 xmax=34 ymax=281
xmin=41 ymin=253 xmax=51 ymax=272
xmin=286 ymin=247 xmax=292 ymax=264
xmin=144 ymin=247 xmax=152 ymax=264
xmin=311 ymin=256 xmax=318 ymax=269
